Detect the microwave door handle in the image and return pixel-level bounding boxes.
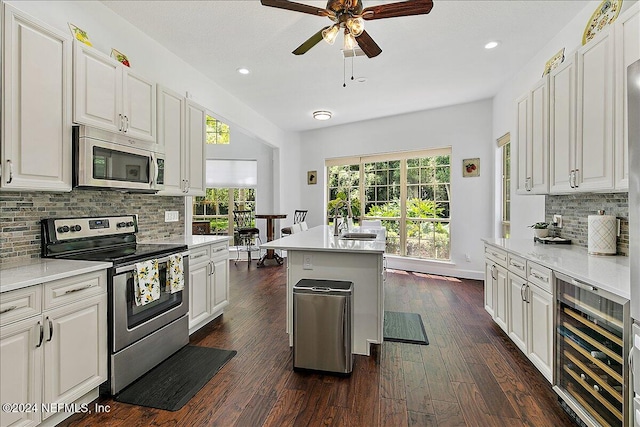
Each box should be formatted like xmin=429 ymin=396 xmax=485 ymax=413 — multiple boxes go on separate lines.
xmin=150 ymin=154 xmax=157 ymax=186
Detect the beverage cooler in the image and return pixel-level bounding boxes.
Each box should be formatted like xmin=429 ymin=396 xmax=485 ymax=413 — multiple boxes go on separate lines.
xmin=554 ymin=272 xmax=630 ymax=427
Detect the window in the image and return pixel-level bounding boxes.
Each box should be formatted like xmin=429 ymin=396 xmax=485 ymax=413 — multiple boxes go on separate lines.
xmin=193 ymin=159 xmax=257 ymax=243
xmin=193 ymin=188 xmax=255 ymax=239
xmin=326 ymin=148 xmax=451 ymax=261
xmin=206 ymin=115 xmax=230 ymax=145
xmin=497 ymin=133 xmax=510 ymax=238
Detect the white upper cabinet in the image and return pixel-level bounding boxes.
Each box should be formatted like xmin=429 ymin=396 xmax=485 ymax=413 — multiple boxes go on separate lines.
xmin=516 ymin=76 xmax=549 ymax=194
xmin=73 ymin=42 xmax=156 ymax=143
xmin=1 ymin=4 xmax=72 ymax=192
xmin=550 ymin=53 xmax=577 ymax=194
xmin=614 ymin=3 xmax=640 ymax=190
xmin=157 ymin=85 xmax=185 ymax=195
xmin=184 ymin=100 xmax=206 ymax=196
xmin=156 ymin=88 xmax=206 ymax=196
xmin=576 ymin=29 xmax=615 ymax=192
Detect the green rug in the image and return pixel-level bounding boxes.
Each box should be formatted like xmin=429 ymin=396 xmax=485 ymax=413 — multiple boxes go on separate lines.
xmin=383 ymin=311 xmax=429 ymax=345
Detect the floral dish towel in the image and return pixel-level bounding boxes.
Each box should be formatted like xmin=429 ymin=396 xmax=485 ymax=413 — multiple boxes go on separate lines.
xmin=166 ymin=253 xmax=184 ymax=294
xmin=134 ymin=259 xmax=160 ymax=306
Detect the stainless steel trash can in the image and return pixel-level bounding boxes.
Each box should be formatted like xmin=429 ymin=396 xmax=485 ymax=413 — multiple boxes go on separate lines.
xmin=293 ymin=279 xmax=353 ymax=374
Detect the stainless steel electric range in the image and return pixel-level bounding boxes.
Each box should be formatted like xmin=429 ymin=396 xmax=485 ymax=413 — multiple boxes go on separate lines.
xmin=41 ymin=215 xmax=190 ymax=395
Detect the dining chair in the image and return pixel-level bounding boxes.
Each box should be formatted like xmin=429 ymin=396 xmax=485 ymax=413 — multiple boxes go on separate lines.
xmin=281 ymin=209 xmax=308 ymax=236
xmin=289 ymin=223 xmax=303 ymax=234
xmin=233 ymin=210 xmax=262 ymax=268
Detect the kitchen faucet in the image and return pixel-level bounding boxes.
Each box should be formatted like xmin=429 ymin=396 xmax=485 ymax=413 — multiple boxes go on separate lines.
xmin=333 ymin=200 xmax=353 ymax=236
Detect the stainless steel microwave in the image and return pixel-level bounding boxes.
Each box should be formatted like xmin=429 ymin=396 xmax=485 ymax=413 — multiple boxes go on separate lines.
xmin=73 ymin=126 xmax=164 ymax=193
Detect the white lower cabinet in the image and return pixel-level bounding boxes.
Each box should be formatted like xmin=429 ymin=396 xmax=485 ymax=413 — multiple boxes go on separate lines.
xmin=0 ymin=271 xmax=107 ymax=427
xmin=486 ymin=245 xmax=554 ymax=383
xmin=188 ymin=241 xmax=229 ymax=334
xmin=484 ymin=245 xmax=507 ymax=328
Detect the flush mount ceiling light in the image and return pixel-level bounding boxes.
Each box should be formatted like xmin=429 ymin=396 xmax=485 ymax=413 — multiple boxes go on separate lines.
xmin=237 ymin=67 xmax=250 ymax=75
xmin=313 ymin=110 xmax=332 ymax=121
xmin=484 ymin=41 xmax=500 ymax=50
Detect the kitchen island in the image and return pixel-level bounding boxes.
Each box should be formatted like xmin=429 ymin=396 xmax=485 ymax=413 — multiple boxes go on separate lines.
xmin=261 ymin=225 xmax=386 ymax=356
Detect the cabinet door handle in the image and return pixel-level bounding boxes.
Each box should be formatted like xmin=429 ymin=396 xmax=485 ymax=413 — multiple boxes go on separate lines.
xmin=531 ymin=271 xmax=548 ymax=282
xmin=209 ymin=261 xmax=215 ymax=276
xmin=520 ymin=283 xmax=527 ymax=302
xmin=0 ymin=305 xmax=18 ymax=314
xmin=573 ymin=169 xmax=579 ymax=188
xmin=118 ymin=113 xmax=123 ymax=132
xmin=46 ymin=317 xmax=53 ymax=342
xmin=510 ymin=260 xmax=524 ymax=270
xmin=36 ymin=321 xmax=44 ymax=348
xmin=124 ymin=116 xmax=129 ymax=132
xmin=6 ymin=160 xmax=13 ymax=184
xmin=64 ymin=284 xmax=94 ymax=294
xmin=491 ymin=264 xmax=497 ymax=280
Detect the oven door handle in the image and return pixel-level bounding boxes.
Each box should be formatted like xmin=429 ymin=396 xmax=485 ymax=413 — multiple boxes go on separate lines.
xmin=114 ymin=251 xmax=190 ymax=274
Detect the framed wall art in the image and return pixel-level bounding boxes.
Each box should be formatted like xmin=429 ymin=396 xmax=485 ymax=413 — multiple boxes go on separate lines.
xmin=307 ymin=170 xmax=317 ymax=185
xmin=463 ymin=158 xmax=480 ymax=177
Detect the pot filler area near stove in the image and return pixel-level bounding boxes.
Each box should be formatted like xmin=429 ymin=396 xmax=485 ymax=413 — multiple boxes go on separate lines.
xmin=41 ymin=215 xmax=190 ymax=395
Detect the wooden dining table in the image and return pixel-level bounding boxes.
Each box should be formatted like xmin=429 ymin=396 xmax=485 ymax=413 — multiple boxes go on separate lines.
xmin=256 ymin=213 xmax=287 ymax=266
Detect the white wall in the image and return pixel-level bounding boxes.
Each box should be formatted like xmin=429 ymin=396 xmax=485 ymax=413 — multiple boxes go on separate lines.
xmin=299 ymin=99 xmax=494 ymax=279
xmin=492 ymin=0 xmax=638 ymax=239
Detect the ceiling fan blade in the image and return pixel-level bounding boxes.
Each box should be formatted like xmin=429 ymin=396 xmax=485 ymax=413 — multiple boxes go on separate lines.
xmin=261 ymin=0 xmax=332 ymax=17
xmin=355 ymin=30 xmax=382 ymax=58
xmin=361 ymin=0 xmax=433 ymax=20
xmin=292 ymin=27 xmax=330 ymax=55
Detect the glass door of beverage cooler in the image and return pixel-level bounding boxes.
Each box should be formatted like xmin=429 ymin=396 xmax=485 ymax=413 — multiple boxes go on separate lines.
xmin=555 ymin=272 xmax=630 ymax=427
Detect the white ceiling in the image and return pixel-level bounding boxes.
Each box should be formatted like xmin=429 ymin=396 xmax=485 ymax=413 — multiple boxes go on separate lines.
xmin=101 ymin=0 xmax=590 ymax=133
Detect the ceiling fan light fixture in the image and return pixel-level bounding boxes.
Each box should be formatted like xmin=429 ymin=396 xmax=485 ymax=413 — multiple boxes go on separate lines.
xmin=322 ymin=25 xmax=340 ymax=45
xmin=313 ymin=110 xmax=332 ymax=121
xmin=346 ymin=17 xmax=364 ymax=37
xmin=343 ymin=29 xmax=357 ymax=51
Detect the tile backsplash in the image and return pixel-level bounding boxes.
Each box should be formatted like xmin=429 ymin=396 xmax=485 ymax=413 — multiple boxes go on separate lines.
xmin=545 ymin=193 xmax=628 ymax=255
xmin=0 ymin=190 xmax=185 ymax=267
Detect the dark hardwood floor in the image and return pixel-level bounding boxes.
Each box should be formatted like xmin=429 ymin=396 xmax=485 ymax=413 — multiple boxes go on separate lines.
xmin=62 ymin=262 xmax=575 ymax=427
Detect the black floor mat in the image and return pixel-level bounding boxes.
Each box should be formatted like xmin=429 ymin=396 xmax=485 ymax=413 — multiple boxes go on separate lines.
xmin=115 ymin=345 xmax=236 ymax=411
xmin=383 ymin=311 xmax=429 ymax=345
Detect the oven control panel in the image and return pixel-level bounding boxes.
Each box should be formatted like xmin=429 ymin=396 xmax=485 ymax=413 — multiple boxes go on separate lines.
xmin=50 ymin=215 xmax=137 ymax=241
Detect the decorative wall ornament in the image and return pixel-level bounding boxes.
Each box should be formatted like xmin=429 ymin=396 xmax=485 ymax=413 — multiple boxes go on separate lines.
xmin=68 ymin=23 xmax=92 ymax=47
xmin=307 ymin=170 xmax=317 ymax=185
xmin=462 ymin=158 xmax=480 ymax=177
xmin=582 ymin=0 xmax=622 ymax=45
xmin=110 ymin=48 xmax=130 ymax=67
xmin=542 ymin=48 xmax=565 ymax=76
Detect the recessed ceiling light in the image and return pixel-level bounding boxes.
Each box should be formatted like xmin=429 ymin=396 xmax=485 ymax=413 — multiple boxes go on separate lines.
xmin=355 ymin=77 xmax=367 ymax=83
xmin=237 ymin=67 xmax=250 ymax=75
xmin=313 ymin=110 xmax=332 ymax=121
xmin=484 ymin=41 xmax=499 ymax=50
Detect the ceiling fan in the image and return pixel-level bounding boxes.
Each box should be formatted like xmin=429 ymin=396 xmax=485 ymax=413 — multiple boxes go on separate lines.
xmin=260 ymin=0 xmax=434 ymax=58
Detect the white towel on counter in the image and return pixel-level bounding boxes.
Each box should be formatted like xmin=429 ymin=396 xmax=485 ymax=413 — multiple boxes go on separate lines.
xmin=134 ymin=259 xmax=160 ymax=306
xmin=166 ymin=253 xmax=185 ymax=294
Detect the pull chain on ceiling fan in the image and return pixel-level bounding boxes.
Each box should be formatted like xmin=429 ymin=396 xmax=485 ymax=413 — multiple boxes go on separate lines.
xmin=260 ymin=0 xmax=434 ymax=58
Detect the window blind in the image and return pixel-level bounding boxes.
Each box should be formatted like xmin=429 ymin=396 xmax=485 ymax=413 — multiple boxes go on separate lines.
xmin=205 ymin=159 xmax=257 ymax=188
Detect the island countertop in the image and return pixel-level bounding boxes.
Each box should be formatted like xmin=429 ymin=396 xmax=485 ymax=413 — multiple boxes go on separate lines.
xmin=261 ymin=225 xmax=386 ymax=254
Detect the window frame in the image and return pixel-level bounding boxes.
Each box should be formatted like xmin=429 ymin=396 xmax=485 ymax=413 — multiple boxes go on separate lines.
xmin=497 ymin=133 xmax=511 ymax=238
xmin=326 ymin=147 xmax=451 ymax=260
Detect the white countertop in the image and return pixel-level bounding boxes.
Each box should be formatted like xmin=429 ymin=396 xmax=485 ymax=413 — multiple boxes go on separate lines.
xmin=144 ymin=235 xmax=231 ymax=249
xmin=0 ymin=259 xmax=112 ymax=293
xmin=483 ymin=238 xmax=630 ymax=300
xmin=261 ymin=225 xmax=386 ymax=254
